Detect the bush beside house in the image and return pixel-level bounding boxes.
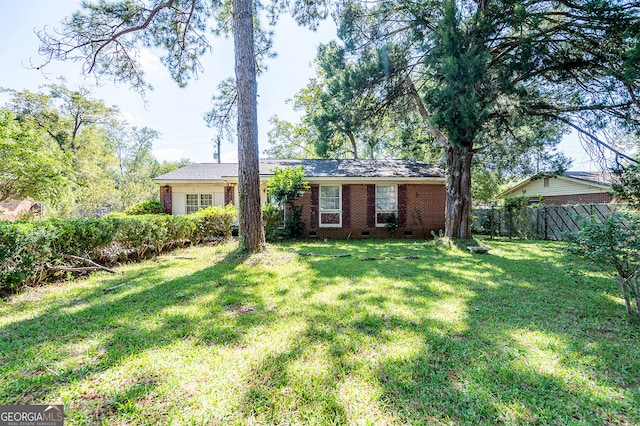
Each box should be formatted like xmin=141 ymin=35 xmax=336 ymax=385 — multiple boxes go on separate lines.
xmin=0 ymin=204 xmax=237 ymax=291
xmin=124 ymin=199 xmax=166 ymax=215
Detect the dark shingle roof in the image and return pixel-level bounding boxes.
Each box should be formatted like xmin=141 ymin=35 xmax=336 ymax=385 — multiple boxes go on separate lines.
xmin=154 ymin=159 xmax=444 ymax=181
xmin=153 ymin=163 xmax=238 ymax=181
xmin=562 ymin=171 xmax=612 ymax=186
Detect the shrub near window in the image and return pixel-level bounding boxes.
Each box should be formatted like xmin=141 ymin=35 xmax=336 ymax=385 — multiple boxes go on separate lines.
xmin=267 ymin=166 xmax=309 ymax=237
xmin=192 ymin=204 xmax=237 ymax=242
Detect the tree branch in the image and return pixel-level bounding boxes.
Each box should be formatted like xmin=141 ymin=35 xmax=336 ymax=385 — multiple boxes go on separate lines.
xmin=406 ymin=75 xmax=448 ymax=147
xmin=87 ymin=0 xmax=176 ymax=73
xmin=549 ymin=115 xmax=638 ymax=164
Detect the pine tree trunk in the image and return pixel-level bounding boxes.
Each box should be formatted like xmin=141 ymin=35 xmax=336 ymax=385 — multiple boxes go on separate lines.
xmin=233 ymin=0 xmax=265 ymax=252
xmin=445 ymin=143 xmax=474 ymax=239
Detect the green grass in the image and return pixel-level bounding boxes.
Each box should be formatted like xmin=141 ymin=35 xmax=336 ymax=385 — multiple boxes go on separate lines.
xmin=1 ymin=238 xmax=639 ymax=424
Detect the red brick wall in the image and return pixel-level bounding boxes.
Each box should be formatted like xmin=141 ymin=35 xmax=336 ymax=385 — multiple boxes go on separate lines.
xmin=161 ymin=185 xmax=172 ymax=214
xmin=224 ymin=186 xmax=234 ymax=206
xmin=536 ymin=192 xmax=612 ymax=205
xmin=405 ymin=184 xmax=447 ymax=238
xmin=293 ymin=183 xmax=445 ymax=239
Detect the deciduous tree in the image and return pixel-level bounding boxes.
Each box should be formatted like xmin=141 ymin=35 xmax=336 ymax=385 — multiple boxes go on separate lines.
xmin=0 ymin=109 xmax=70 ymax=204
xmin=3 ymin=84 xmax=165 ymax=216
xmin=264 ymin=115 xmax=318 ymax=159
xmin=110 ymin=125 xmax=161 ymax=209
xmin=3 ymin=83 xmax=118 ymax=154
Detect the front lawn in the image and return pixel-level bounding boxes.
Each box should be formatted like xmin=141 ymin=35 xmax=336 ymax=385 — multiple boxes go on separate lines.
xmin=0 ymin=238 xmax=638 ymax=424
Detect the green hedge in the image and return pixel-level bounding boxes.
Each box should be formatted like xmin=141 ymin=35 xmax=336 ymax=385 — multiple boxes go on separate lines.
xmin=0 ymin=205 xmax=237 ymax=291
xmin=124 ymin=199 xmax=166 ymax=215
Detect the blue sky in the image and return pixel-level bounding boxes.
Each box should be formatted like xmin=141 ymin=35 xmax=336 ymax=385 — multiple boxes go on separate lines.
xmin=0 ymin=0 xmax=336 ymax=163
xmin=0 ymin=0 xmax=596 ymax=170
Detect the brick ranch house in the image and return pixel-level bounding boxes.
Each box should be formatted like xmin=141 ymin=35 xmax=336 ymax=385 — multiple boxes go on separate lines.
xmin=153 ymin=159 xmax=446 ymax=239
xmin=498 ymin=171 xmax=614 ymax=205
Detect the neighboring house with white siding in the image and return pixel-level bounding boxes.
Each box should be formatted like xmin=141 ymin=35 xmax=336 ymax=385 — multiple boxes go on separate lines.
xmin=153 ymin=159 xmax=446 ymax=239
xmin=498 ymin=171 xmax=613 ymax=205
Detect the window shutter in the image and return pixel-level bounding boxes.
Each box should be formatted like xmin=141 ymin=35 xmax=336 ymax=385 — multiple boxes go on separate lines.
xmin=310 ymin=184 xmax=319 ymax=228
xmin=398 ymin=184 xmax=407 ymax=226
xmin=366 ymin=184 xmax=376 ymax=227
xmin=342 ymin=185 xmax=351 ymax=228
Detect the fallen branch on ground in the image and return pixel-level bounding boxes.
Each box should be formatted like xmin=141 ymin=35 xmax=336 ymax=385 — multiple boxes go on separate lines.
xmin=62 ymin=254 xmax=119 ymax=273
xmin=360 ymin=256 xmax=420 ymax=261
xmin=293 ymin=250 xmax=351 ymax=258
xmin=467 ymin=246 xmax=490 ymax=254
xmin=103 ymin=283 xmax=128 ymax=293
xmin=46 ymin=264 xmax=104 ymax=273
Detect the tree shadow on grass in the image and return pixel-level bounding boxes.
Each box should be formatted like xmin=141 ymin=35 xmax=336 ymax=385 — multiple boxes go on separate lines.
xmin=236 ymin=238 xmax=640 ymax=424
xmin=372 ymin=240 xmax=640 ymax=424
xmin=3 ymin=239 xmax=639 ymax=423
xmin=0 ymin=245 xmax=277 ymax=409
xmin=66 ymin=372 xmax=159 ymax=424
xmin=236 ymin=299 xmax=439 ymax=424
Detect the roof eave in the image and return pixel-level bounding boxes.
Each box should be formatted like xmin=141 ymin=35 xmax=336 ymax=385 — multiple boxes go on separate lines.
xmin=152 ymin=178 xmax=228 ymax=185
xmin=561 ymin=176 xmax=611 ymax=189
xmin=256 ymin=176 xmax=444 ymax=182
xmin=156 ymin=176 xmax=445 ymax=184
xmin=496 ymin=178 xmax=530 ymax=199
xmin=497 ymin=175 xmax=612 ymax=199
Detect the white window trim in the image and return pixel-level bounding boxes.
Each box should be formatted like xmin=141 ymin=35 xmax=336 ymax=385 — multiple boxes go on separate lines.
xmin=186 ymin=193 xmax=214 ymax=213
xmin=375 ymin=185 xmax=398 ymax=227
xmin=319 ymin=185 xmax=342 ymax=228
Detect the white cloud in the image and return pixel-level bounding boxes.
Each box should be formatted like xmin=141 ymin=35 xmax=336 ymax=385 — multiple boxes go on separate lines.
xmin=118 ymin=110 xmax=136 ymax=124
xmin=153 ymin=148 xmax=184 ymax=162
xmin=138 ymin=48 xmax=164 ymax=77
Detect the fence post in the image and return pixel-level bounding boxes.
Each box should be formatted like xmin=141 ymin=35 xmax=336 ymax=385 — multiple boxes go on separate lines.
xmin=490 ymin=205 xmax=494 ymax=239
xmin=544 ymin=206 xmax=548 ymax=240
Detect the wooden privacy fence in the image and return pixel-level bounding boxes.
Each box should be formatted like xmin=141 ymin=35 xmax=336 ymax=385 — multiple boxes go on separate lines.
xmin=472 ymin=203 xmax=617 ymax=241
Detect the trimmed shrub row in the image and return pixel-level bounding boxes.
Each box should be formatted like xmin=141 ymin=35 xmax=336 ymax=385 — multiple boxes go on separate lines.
xmin=124 ymin=199 xmax=166 ymax=215
xmin=0 ymin=205 xmax=237 ymax=291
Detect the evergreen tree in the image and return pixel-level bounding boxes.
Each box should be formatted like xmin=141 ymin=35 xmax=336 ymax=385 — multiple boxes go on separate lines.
xmin=338 ymin=0 xmax=640 ymax=238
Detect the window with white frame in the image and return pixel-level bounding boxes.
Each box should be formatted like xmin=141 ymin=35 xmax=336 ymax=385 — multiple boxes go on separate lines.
xmin=375 ymin=185 xmax=398 ymax=226
xmin=319 ymin=185 xmax=341 ymax=227
xmin=186 ymin=193 xmax=214 ymax=214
